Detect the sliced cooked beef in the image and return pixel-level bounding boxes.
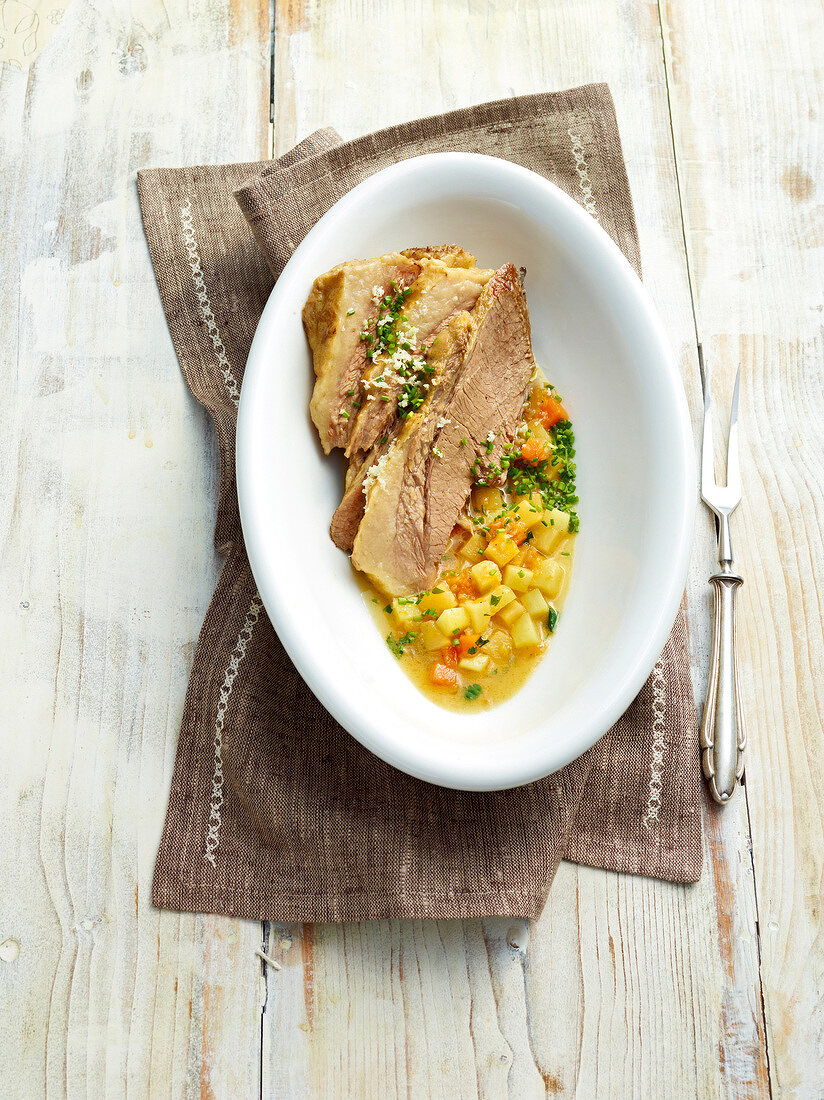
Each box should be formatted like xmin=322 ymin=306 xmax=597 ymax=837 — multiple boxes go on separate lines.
xmin=329 ymin=458 xmax=371 ymax=552
xmin=423 ymin=265 xmax=535 ymax=560
xmin=330 ymin=443 xmax=387 ymax=552
xmin=351 ymin=264 xmax=535 ymax=595
xmin=303 ymin=252 xmax=420 ymax=454
xmin=345 ymin=260 xmax=495 ymax=459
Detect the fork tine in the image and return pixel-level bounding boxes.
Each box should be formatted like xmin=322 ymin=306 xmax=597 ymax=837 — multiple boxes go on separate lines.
xmin=699 ymin=345 xmax=716 ymax=499
xmin=726 ymin=365 xmax=741 ymax=498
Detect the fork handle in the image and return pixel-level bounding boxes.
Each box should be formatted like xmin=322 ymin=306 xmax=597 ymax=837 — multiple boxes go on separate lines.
xmin=700 ymin=571 xmax=745 ymax=802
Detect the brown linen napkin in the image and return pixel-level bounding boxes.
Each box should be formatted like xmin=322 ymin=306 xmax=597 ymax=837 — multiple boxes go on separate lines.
xmin=138 ymin=83 xmax=701 ymax=922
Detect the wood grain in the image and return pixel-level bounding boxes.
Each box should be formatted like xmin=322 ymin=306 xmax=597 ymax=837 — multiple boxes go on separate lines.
xmin=0 ymin=0 xmax=269 ymax=1094
xmin=660 ymin=0 xmax=824 ymax=1093
xmin=267 ymin=0 xmax=769 ymax=1092
xmin=3 ymin=0 xmax=820 ymax=1094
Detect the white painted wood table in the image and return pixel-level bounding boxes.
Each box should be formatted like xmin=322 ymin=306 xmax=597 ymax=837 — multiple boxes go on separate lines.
xmin=2 ymin=1 xmax=822 ymax=1096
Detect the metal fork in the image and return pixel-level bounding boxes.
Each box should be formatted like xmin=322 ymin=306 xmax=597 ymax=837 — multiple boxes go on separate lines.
xmin=699 ymin=345 xmax=745 ymax=803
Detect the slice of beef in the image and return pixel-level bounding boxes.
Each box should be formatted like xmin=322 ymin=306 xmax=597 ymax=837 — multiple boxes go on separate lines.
xmin=330 ymin=445 xmax=384 ymax=552
xmin=423 ymin=267 xmax=535 ymax=561
xmin=329 ymin=460 xmax=371 ymax=552
xmin=351 ymin=264 xmax=535 ymax=595
xmin=345 ymin=260 xmax=495 ymax=460
xmin=303 ymin=252 xmax=420 ymax=454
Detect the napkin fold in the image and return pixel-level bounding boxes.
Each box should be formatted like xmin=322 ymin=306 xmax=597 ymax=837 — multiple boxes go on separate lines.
xmin=138 ymin=83 xmax=701 ymax=922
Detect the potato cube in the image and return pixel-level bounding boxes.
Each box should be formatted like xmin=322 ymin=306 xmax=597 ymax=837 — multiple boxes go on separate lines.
xmin=512 ymin=489 xmax=544 ymax=509
xmin=459 ymin=532 xmax=486 ymax=562
xmin=528 ymin=420 xmax=553 ymax=449
xmin=420 ymin=587 xmax=457 ymax=617
xmin=511 ymin=612 xmax=540 ymax=649
xmin=531 ymin=509 xmax=571 ymax=554
xmin=488 ymin=585 xmax=517 ymax=612
xmin=521 ymin=588 xmax=549 ymax=617
xmin=496 ymin=599 xmax=525 ymax=627
xmin=420 ymin=620 xmax=448 ymax=651
xmin=464 ymin=597 xmax=493 ymax=633
xmin=459 ymin=652 xmax=490 ymax=673
xmin=470 ymin=559 xmax=501 ymax=594
xmin=503 ymin=564 xmax=533 ymax=593
xmin=531 ymin=558 xmax=564 ymax=598
xmin=392 ymin=598 xmax=417 ymax=626
xmin=436 ymin=606 xmax=470 ymax=637
xmin=485 ymin=533 xmax=519 ymax=568
xmin=513 ymin=499 xmax=545 ymax=529
xmin=472 ymin=486 xmax=504 ymax=515
xmin=483 ymin=629 xmax=513 ymax=661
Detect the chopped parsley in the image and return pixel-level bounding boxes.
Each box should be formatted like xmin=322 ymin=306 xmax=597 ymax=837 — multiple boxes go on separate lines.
xmin=505 ymin=418 xmax=579 ymax=532
xmin=490 ymin=594 xmax=501 ymax=606
xmin=386 ymin=631 xmax=416 ymax=658
xmin=464 ymin=684 xmax=482 ymax=701
xmin=547 ymin=608 xmax=558 ymax=633
xmin=357 ymin=282 xmax=432 ymax=420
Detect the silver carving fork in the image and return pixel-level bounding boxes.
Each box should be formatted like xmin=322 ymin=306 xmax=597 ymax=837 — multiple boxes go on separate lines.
xmin=699 ymin=346 xmax=745 ymax=802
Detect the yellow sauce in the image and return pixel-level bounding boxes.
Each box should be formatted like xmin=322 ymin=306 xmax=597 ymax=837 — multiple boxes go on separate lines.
xmin=359 ymin=532 xmax=574 ymax=711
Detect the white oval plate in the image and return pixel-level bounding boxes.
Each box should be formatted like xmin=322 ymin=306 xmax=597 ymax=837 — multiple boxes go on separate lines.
xmin=237 ymin=152 xmax=694 ymax=791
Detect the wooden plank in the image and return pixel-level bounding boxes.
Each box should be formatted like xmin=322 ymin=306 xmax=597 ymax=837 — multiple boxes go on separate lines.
xmin=0 ymin=0 xmax=269 ymax=1094
xmin=267 ymin=1 xmax=766 ymax=1093
xmin=660 ymin=0 xmax=824 ymax=1093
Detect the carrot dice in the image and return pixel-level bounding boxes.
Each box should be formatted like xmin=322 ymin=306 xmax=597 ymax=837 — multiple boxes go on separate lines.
xmin=504 ymin=520 xmax=529 ymax=545
xmin=520 ymin=437 xmax=550 ymax=464
xmin=450 ymin=570 xmax=477 ymax=601
xmin=522 ymin=545 xmax=542 ymax=570
xmin=457 ymin=632 xmax=480 ymax=656
xmin=538 ymin=396 xmax=569 ymax=429
xmin=430 ymin=663 xmax=459 ymax=688
xmin=441 ymin=646 xmax=460 ymax=667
